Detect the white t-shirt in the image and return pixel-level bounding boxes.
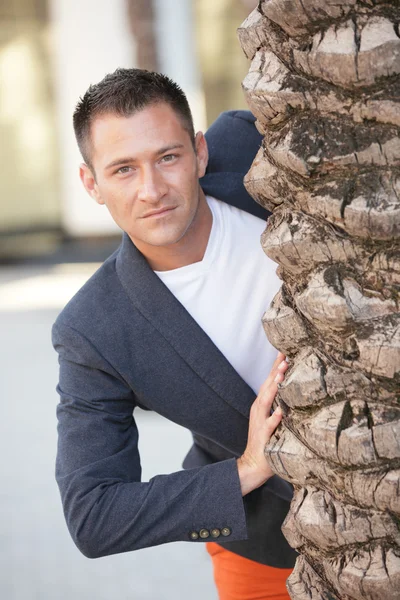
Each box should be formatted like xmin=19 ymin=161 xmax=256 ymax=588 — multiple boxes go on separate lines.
xmin=154 ymin=196 xmax=281 ymax=394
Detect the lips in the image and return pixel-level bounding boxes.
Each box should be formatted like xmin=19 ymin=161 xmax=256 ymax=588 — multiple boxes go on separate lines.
xmin=141 ymin=206 xmax=177 ymax=218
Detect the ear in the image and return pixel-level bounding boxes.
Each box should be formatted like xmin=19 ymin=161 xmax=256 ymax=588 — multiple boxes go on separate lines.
xmin=79 ymin=163 xmax=105 ymax=205
xmin=195 ymin=132 xmax=208 ymax=179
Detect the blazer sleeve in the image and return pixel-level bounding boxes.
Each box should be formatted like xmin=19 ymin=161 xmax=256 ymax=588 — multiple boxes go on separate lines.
xmin=52 ymin=322 xmax=248 ymax=558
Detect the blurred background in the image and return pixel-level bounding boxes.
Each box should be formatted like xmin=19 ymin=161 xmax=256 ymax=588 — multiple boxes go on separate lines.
xmin=0 ymin=0 xmax=257 ymax=598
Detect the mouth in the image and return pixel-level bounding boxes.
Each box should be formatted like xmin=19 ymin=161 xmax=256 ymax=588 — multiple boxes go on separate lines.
xmin=141 ymin=206 xmax=177 ymax=219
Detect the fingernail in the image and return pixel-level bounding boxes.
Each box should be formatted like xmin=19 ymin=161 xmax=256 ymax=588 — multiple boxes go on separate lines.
xmin=278 ymin=360 xmax=286 ymax=370
xmin=274 ymin=406 xmax=282 ymax=416
xmin=274 ymin=373 xmax=281 ymax=382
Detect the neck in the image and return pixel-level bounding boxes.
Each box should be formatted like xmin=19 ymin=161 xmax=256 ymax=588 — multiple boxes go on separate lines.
xmin=135 ymin=191 xmax=213 ymax=272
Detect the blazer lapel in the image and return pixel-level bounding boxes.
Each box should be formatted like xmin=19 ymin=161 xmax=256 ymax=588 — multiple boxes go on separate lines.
xmin=116 ymin=233 xmax=255 ymax=418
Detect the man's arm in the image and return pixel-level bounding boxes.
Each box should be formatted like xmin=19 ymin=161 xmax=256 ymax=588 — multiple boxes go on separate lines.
xmin=53 ymin=322 xmax=248 ymax=558
xmin=53 ymin=323 xmax=286 ymax=558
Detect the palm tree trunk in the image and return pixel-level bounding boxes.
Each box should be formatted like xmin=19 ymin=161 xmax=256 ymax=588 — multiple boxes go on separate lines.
xmin=238 ymin=2 xmax=400 ymax=599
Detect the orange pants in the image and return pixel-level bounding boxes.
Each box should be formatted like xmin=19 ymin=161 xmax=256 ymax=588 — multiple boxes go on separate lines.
xmin=206 ymin=543 xmax=292 ymax=600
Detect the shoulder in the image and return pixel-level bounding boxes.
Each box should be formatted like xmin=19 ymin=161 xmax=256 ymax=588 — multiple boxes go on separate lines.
xmin=203 ymin=110 xmax=261 ymax=166
xmin=200 ymin=110 xmax=270 ymax=221
xmin=53 ymin=249 xmax=122 ymax=337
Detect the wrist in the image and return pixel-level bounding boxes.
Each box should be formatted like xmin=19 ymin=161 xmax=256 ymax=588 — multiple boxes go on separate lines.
xmin=236 ymin=456 xmax=270 ymax=496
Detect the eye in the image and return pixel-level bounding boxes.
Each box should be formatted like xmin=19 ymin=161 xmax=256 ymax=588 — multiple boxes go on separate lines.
xmin=116 ymin=166 xmax=132 ymax=174
xmin=160 ymin=154 xmax=177 ymax=163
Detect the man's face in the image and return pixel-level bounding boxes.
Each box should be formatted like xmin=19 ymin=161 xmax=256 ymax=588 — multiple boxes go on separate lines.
xmin=80 ymin=103 xmax=208 ymax=255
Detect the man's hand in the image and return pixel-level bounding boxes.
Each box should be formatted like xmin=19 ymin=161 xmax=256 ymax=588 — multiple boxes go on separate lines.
xmin=237 ymin=352 xmax=288 ymax=496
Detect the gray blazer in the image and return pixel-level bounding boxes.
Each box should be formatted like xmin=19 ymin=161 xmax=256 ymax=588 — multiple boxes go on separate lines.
xmin=53 ymin=111 xmax=297 ymax=569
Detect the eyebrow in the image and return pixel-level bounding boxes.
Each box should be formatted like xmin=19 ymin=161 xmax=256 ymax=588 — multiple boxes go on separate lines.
xmin=104 ymin=144 xmax=185 ymax=171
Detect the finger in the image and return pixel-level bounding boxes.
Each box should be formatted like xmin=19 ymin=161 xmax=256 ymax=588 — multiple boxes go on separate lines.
xmin=276 ymin=351 xmax=286 ymax=363
xmin=258 ymin=380 xmax=280 ymax=415
xmin=274 ymin=364 xmax=288 ymax=383
xmin=259 ymin=354 xmax=287 ymax=394
xmin=271 ymin=352 xmax=286 ymax=374
xmin=265 ymin=406 xmax=283 ymax=440
xmin=260 ymin=362 xmax=288 ymax=400
xmin=277 ymin=360 xmax=288 ymax=374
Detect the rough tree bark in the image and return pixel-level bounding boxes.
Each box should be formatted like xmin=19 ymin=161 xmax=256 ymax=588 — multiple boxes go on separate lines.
xmin=238 ymin=2 xmax=400 ymax=599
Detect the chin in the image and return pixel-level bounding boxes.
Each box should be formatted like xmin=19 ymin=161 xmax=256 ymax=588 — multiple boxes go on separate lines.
xmin=151 ymin=234 xmax=185 ymax=247
xmin=144 ymin=225 xmax=190 ymax=248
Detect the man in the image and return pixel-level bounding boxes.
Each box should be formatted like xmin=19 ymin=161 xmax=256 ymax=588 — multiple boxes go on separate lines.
xmin=53 ymin=68 xmax=297 ymax=599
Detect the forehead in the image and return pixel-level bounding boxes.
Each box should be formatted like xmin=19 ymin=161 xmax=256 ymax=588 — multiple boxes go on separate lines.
xmin=90 ymin=103 xmax=190 ymax=167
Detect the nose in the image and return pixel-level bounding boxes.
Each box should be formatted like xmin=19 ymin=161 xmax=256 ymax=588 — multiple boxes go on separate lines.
xmin=137 ymin=165 xmax=167 ymax=204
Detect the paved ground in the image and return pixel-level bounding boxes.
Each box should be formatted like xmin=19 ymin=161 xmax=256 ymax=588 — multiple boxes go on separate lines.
xmin=0 ymin=264 xmax=217 ymax=600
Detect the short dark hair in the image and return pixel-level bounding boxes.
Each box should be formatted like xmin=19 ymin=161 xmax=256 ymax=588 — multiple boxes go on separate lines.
xmin=73 ymin=68 xmax=195 ymax=168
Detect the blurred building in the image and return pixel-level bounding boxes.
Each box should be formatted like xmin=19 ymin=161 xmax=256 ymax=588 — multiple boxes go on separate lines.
xmin=0 ymin=0 xmax=256 ymax=261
